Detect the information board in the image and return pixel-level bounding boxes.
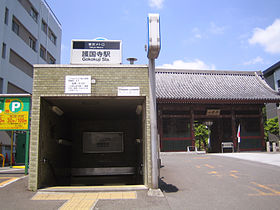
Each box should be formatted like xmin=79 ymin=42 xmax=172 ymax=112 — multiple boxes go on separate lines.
xmin=118 ymin=87 xmax=140 ymax=96
xmin=83 ymin=132 xmax=124 ymax=153
xmin=0 ymin=97 xmax=30 ymax=130
xmin=65 ymin=75 xmax=91 ymax=94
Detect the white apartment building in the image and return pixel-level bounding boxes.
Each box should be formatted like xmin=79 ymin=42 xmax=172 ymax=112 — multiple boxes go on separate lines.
xmin=0 ymin=0 xmax=61 ymax=94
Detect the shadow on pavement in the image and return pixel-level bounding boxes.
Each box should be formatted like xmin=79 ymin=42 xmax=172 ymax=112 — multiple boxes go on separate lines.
xmin=159 ymin=178 xmax=179 ymax=193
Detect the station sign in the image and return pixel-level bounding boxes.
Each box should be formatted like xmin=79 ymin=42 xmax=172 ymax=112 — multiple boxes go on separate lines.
xmin=0 ymin=97 xmax=30 ymax=130
xmin=71 ymin=39 xmax=122 ymax=65
xmin=147 ymin=14 xmax=161 ymax=59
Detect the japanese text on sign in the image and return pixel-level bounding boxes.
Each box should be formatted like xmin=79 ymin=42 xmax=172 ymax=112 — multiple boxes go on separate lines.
xmin=65 ymin=75 xmax=91 ymax=94
xmin=82 ymin=51 xmax=111 ymax=62
xmin=71 ymin=40 xmax=122 ymax=65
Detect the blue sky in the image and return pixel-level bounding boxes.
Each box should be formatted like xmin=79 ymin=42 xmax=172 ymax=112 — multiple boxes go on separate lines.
xmin=46 ymin=0 xmax=280 ymax=71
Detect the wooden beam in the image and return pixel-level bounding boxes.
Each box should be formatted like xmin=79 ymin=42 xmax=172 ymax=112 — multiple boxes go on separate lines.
xmin=236 ymin=114 xmax=261 ymax=118
xmin=162 ymin=114 xmax=190 ymax=118
xmin=157 ymin=103 xmax=262 ymax=111
xmin=195 ymin=114 xmax=232 ymax=119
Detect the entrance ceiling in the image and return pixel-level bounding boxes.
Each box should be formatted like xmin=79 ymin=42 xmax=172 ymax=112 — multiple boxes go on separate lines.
xmin=43 ymin=97 xmax=145 ymax=120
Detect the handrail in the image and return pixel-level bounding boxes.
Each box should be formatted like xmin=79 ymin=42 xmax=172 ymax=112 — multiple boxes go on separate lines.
xmin=0 ymin=154 xmax=5 ymax=167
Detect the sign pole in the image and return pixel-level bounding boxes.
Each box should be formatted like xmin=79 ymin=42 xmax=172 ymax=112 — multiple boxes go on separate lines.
xmin=147 ymin=13 xmax=161 ymax=189
xmin=25 ymin=131 xmax=29 ymax=175
xmin=149 ymin=58 xmax=159 ymax=189
xmin=10 ymin=131 xmax=14 ymax=166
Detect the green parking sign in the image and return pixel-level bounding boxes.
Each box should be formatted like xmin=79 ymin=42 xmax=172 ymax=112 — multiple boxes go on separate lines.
xmin=0 ymin=97 xmax=30 ymax=130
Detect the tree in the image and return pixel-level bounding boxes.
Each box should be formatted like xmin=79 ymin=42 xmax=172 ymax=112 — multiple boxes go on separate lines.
xmin=194 ymin=122 xmax=209 ymax=150
xmin=264 ymin=117 xmax=279 ymax=141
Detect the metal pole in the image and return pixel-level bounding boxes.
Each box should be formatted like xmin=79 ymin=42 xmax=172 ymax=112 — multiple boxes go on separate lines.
xmin=149 ymin=58 xmax=159 ymax=189
xmin=10 ymin=131 xmax=14 ymax=166
xmin=25 ymin=131 xmax=29 ymax=175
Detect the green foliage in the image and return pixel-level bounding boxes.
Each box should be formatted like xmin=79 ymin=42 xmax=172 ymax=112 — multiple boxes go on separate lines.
xmin=264 ymin=117 xmax=279 ymax=141
xmin=194 ymin=122 xmax=209 ymax=150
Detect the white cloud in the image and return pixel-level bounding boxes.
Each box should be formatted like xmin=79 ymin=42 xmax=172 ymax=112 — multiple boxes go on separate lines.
xmin=149 ymin=0 xmax=164 ymax=9
xmin=192 ymin=27 xmax=202 ymax=39
xmin=249 ymin=19 xmax=280 ymax=54
xmin=158 ymin=59 xmax=216 ymax=70
xmin=243 ymin=56 xmax=264 ymax=65
xmin=209 ymin=22 xmax=226 ymax=34
xmin=194 ymin=34 xmax=202 ymax=39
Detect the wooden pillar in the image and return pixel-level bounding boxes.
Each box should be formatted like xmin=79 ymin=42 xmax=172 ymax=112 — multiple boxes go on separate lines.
xmin=231 ymin=109 xmax=237 ymax=150
xmin=190 ymin=107 xmax=195 ymax=147
xmin=157 ymin=107 xmax=163 ymax=151
xmin=218 ymin=119 xmax=222 ymax=152
xmin=259 ymin=107 xmax=265 ymax=149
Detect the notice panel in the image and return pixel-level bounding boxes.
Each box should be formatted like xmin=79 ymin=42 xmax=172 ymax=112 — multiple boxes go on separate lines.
xmin=118 ymin=87 xmax=140 ymax=96
xmin=83 ymin=132 xmax=124 ymax=153
xmin=65 ymin=75 xmax=91 ymax=94
xmin=0 ymin=97 xmax=30 ymax=130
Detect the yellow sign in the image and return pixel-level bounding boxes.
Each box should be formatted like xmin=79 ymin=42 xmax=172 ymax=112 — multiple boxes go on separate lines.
xmin=0 ymin=97 xmax=30 ymax=130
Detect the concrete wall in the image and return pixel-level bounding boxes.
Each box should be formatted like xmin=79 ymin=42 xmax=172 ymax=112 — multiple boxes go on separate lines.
xmin=0 ymin=0 xmax=61 ymax=94
xmin=264 ymin=69 xmax=280 ymax=121
xmin=29 ymin=65 xmax=151 ymax=191
xmin=38 ymin=98 xmax=72 ymax=187
xmin=71 ymin=119 xmax=139 ymax=168
xmin=264 ymin=73 xmax=275 ymax=90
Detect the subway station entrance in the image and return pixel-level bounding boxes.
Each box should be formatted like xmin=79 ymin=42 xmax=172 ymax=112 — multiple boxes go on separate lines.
xmin=38 ymin=96 xmax=145 ymax=187
xmin=28 ymin=65 xmax=152 ymax=191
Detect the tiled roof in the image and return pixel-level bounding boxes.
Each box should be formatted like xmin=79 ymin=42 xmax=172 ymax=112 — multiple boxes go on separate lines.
xmin=156 ymin=69 xmax=280 ymax=103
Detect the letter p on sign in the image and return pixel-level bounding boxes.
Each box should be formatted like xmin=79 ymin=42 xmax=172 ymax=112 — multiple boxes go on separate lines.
xmin=12 ymin=102 xmax=21 ymax=112
xmin=9 ymin=100 xmax=22 ymax=113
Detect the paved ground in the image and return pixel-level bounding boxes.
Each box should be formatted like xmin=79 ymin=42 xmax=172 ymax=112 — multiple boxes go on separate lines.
xmin=211 ymin=152 xmax=280 ymax=167
xmin=0 ymin=152 xmax=280 ymax=209
xmin=0 ymin=168 xmax=64 ymax=210
xmin=160 ymin=152 xmax=280 ymax=210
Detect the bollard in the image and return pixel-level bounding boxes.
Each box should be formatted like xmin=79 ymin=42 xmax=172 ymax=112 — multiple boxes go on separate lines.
xmin=266 ymin=142 xmax=270 ymax=152
xmin=272 ymin=142 xmax=276 ymax=152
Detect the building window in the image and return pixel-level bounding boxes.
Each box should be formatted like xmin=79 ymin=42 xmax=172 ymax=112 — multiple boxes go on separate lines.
xmin=30 ymin=7 xmax=38 ymax=22
xmin=12 ymin=20 xmax=19 ymax=35
xmin=40 ymin=45 xmax=46 ymax=60
xmin=2 ymin=43 xmax=7 ymax=59
xmin=48 ymin=29 xmax=57 ymax=45
xmin=29 ymin=37 xmax=36 ymax=51
xmin=49 ymin=57 xmax=55 ymax=64
xmin=41 ymin=20 xmax=47 ymax=34
xmin=277 ymin=80 xmax=280 ymax=92
xmin=4 ymin=7 xmax=9 ymax=25
xmin=9 ymin=49 xmax=33 ymax=78
xmin=47 ymin=52 xmax=56 ymax=64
